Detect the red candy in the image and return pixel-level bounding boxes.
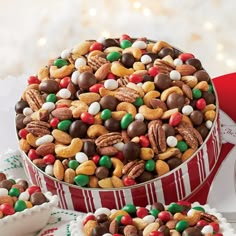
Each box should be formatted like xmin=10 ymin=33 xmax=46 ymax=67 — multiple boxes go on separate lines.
xmin=28 ymin=149 xmax=40 ymax=160
xmin=178 ymin=53 xmax=195 ymax=62
xmin=158 ymin=211 xmax=172 ymax=222
xmin=115 ymin=151 xmax=124 ymax=162
xmin=123 ymin=176 xmax=136 ymax=186
xmin=209 ymin=222 xmax=220 ymax=233
xmin=18 ymin=128 xmax=29 ymax=139
xmin=60 ymin=77 xmax=71 ymax=88
xmin=169 ymin=112 xmax=182 ymax=126
xmin=149 ymin=232 xmax=164 ymax=236
xmin=120 ymin=34 xmax=131 ymax=42
xmin=197 ymin=220 xmax=209 ymax=227
xmin=196 ymin=98 xmax=206 ymax=110
xmin=50 ymin=117 xmax=60 ymax=128
xmin=90 ymin=42 xmax=103 ymax=51
xmin=136 ymin=207 xmax=149 ymax=218
xmin=43 ymin=154 xmax=56 ymax=165
xmin=129 ymin=74 xmax=143 ymax=83
xmin=83 ymin=214 xmax=96 ymax=225
xmin=121 ymin=215 xmax=133 ymax=225
xmin=80 ymin=112 xmax=95 ymax=125
xmin=89 ymin=83 xmax=104 ymax=93
xmin=107 ymin=72 xmax=116 ymax=80
xmin=27 ymin=75 xmax=40 ymax=85
xmin=148 ymin=67 xmax=159 ymax=77
xmin=92 ymin=155 xmax=100 ymax=165
xmin=0 ymin=203 xmax=15 ymax=216
xmin=27 ymin=185 xmax=41 ymax=195
xmin=177 ymin=200 xmax=191 ymax=208
xmin=139 ymin=135 xmax=150 ymax=147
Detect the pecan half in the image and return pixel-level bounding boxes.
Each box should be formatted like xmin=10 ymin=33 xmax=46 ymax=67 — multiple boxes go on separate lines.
xmin=25 ymin=89 xmax=45 ymax=111
xmin=88 ymin=55 xmax=108 ymax=71
xmin=153 ymin=59 xmax=175 ymax=74
xmin=117 ymin=76 xmax=129 ymax=87
xmin=122 ymin=160 xmax=145 ymax=179
xmin=200 ymin=211 xmax=219 ymax=223
xmin=115 ymin=87 xmax=139 ymax=103
xmin=150 ymin=99 xmax=167 ymax=111
xmin=26 ymin=120 xmax=51 ymax=137
xmin=176 ymin=127 xmax=198 ymax=149
xmin=95 ymin=132 xmax=122 ymax=148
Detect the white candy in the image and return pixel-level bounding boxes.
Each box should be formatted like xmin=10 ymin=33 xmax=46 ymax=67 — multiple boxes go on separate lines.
xmin=23 ymin=107 xmax=33 ymax=116
xmin=75 ymin=57 xmax=86 ymax=69
xmin=143 ymin=215 xmax=155 ymax=224
xmin=42 ymin=102 xmax=56 ymax=112
xmin=88 ymin=102 xmax=101 ymax=115
xmin=132 ymin=40 xmax=147 ymax=49
xmin=94 ymin=207 xmax=111 ymax=217
xmin=187 ymin=209 xmax=197 ymax=216
xmin=170 ymin=70 xmax=181 ymax=80
xmin=45 ymin=164 xmax=54 ymax=176
xmin=0 ymin=188 xmax=8 ymax=196
xmin=97 ymin=36 xmax=106 ymax=44
xmin=173 ymin=58 xmax=183 ymax=66
xmin=75 ymin=152 xmax=89 ymax=163
xmin=71 ymin=71 xmax=80 ymax=85
xmin=103 ymin=234 xmax=112 ymax=236
xmin=36 ymin=134 xmax=54 ymax=146
xmin=141 ymin=55 xmax=152 ymax=64
xmin=201 ymin=225 xmax=214 ymax=234
xmin=60 ymin=49 xmax=71 ymax=59
xmin=19 ymin=191 xmax=30 ymax=201
xmin=166 ymin=136 xmax=178 ymax=147
xmin=135 ymin=113 xmax=144 ymax=121
xmin=104 ymin=79 xmax=118 ymax=90
xmin=137 ymin=82 xmax=143 ymax=87
xmin=58 ymin=88 xmax=71 ymax=99
xmin=205 ymin=120 xmax=213 ymax=129
xmin=182 ymin=105 xmax=194 ymax=115
xmin=113 ymin=142 xmax=124 ymax=151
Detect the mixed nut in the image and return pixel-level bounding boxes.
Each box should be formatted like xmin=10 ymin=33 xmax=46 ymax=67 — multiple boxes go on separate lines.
xmin=15 ymin=35 xmax=217 ymax=188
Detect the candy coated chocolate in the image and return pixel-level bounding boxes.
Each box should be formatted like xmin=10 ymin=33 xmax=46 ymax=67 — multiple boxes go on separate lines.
xmin=127 ymin=120 xmax=147 ymax=138
xmin=0 ymin=180 xmax=14 ymax=190
xmin=95 ymin=166 xmax=109 ymax=179
xmin=194 ymin=70 xmax=210 ymax=82
xmin=100 ymin=95 xmax=119 ymax=110
xmin=78 ymin=71 xmax=96 ymax=90
xmin=190 ymin=110 xmax=204 ymax=126
xmin=154 ymin=73 xmax=172 ymax=91
xmin=202 ymin=91 xmax=216 ymax=104
xmin=166 ymin=92 xmax=185 ymax=110
xmin=15 ymin=100 xmax=29 ymax=113
xmin=39 ymin=79 xmax=60 ymax=94
xmin=69 ymin=120 xmax=88 ymax=138
xmin=104 ymin=118 xmax=121 ymax=132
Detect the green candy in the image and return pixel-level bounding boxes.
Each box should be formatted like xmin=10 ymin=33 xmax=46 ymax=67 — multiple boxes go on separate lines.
xmin=145 ymin=159 xmax=155 ymax=172
xmin=101 ymin=109 xmax=112 ymax=120
xmin=99 ymin=155 xmax=112 ymax=169
xmin=175 ymin=220 xmax=189 ymax=232
xmin=208 ymin=84 xmax=213 ymax=93
xmin=106 ymin=51 xmax=121 ymax=62
xmin=74 ymin=174 xmax=89 ymax=187
xmin=54 ymin=59 xmax=68 ymax=68
xmin=133 ymin=97 xmax=144 ymax=107
xmin=168 ymin=203 xmax=183 ymax=214
xmin=192 ymin=88 xmax=202 ymax=99
xmin=177 ymin=140 xmax=188 ymax=152
xmin=9 ymin=187 xmax=20 ymax=197
xmin=46 ymin=94 xmax=57 ymax=103
xmin=193 ymin=206 xmax=205 ymax=212
xmin=68 ymin=160 xmax=79 ymax=170
xmin=120 ymin=40 xmax=132 ymax=49
xmin=14 ymin=200 xmax=27 ymax=212
xmin=122 ymin=204 xmax=136 ymax=215
xmin=8 ymin=179 xmax=16 ymax=184
xmin=121 ymin=113 xmax=133 ymax=129
xmin=116 ymin=215 xmax=123 ymax=224
xmin=58 ymin=120 xmax=72 ymax=131
xmin=149 ymin=208 xmax=159 ymax=218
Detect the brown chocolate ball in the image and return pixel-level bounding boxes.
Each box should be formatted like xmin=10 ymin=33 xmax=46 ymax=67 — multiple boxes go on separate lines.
xmin=16 ymin=114 xmax=26 ymax=130
xmin=151 ymin=202 xmax=165 ymax=212
xmin=96 ymin=213 xmax=108 ymax=223
xmin=182 ymin=227 xmax=202 ymax=236
xmin=158 ymin=47 xmax=174 ymax=58
xmin=100 ymin=95 xmax=119 ymax=110
xmin=166 ymin=157 xmax=182 ymax=170
xmin=190 ymin=110 xmax=204 ymax=126
xmin=186 ymin=58 xmax=202 ymax=70
xmin=82 ymin=141 xmax=96 ymax=157
xmin=166 ymin=92 xmax=185 ymax=110
xmin=162 ymin=123 xmax=176 ymax=137
xmin=95 ymin=166 xmax=109 ymax=179
xmin=16 ymin=179 xmax=29 ymax=190
xmin=103 ymin=38 xmax=119 ymax=48
xmin=123 ymin=142 xmax=141 ymax=161
xmin=194 ymin=70 xmax=210 ymax=83
xmin=121 ymin=53 xmax=135 ymax=68
xmin=202 ymin=91 xmax=216 ymax=105
xmin=0 ymin=172 xmax=6 ymax=181
xmin=158 ymin=225 xmax=170 ymax=236
xmin=30 ymin=192 xmax=48 ymax=205
xmin=104 ymin=118 xmax=121 ymax=132
xmin=154 ymin=74 xmax=172 ymax=91
xmin=136 ymin=171 xmax=154 ymax=183
xmin=69 ymin=120 xmax=88 ymax=138
xmin=15 ymin=100 xmax=29 ymax=113
xmin=127 ymin=120 xmax=147 ymax=138
xmin=39 ymin=79 xmax=60 ymax=94
xmin=92 ymin=225 xmax=109 ymax=236
xmin=78 ymin=71 xmax=96 ymax=90
xmin=0 ymin=180 xmax=14 ymax=190
xmin=196 ymin=124 xmax=210 ymax=139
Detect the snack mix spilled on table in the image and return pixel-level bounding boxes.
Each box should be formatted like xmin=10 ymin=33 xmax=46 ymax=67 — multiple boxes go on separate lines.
xmin=78 ymin=201 xmax=223 ymax=236
xmin=15 ymin=34 xmax=217 ymax=188
xmin=0 ymin=172 xmax=48 ymax=218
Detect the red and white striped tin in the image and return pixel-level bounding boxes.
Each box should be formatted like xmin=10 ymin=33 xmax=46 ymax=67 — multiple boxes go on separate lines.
xmin=21 ymin=111 xmax=222 ymax=213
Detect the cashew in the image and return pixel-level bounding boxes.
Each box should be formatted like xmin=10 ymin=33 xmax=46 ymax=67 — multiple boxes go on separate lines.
xmin=111 ymin=111 xmax=127 ymax=120
xmin=70 ymin=100 xmax=88 ymax=118
xmin=37 ymin=66 xmax=49 ymax=80
xmin=94 ymin=112 xmax=103 ymax=125
xmin=140 ymin=148 xmax=155 ymax=160
xmin=127 ymin=82 xmax=145 ymax=97
xmin=158 ymin=148 xmax=181 ymax=160
xmin=116 ymin=102 xmax=137 ymax=118
xmin=161 ymin=108 xmax=179 ymax=119
xmin=26 ymin=133 xmax=39 ymax=147
xmin=181 ymin=148 xmax=195 ymax=162
xmin=133 ymin=62 xmax=145 ymax=71
xmin=152 ymin=40 xmax=172 ymax=53
xmin=142 ymin=81 xmax=155 ymax=93
xmin=193 ymin=81 xmax=209 ymax=91
xmin=181 ymin=115 xmax=193 ymax=127
xmin=138 ymin=105 xmax=163 ymax=120
xmin=123 ymin=47 xmax=142 ymax=59
xmin=19 ymin=139 xmax=30 ymax=153
xmin=99 ymin=87 xmax=115 ymax=97
xmin=79 ymin=92 xmax=101 ymax=105
xmin=111 ymin=62 xmax=134 ymax=77
xmin=76 ymin=160 xmax=97 ymax=175
xmin=160 ymin=86 xmax=183 ymax=102
xmin=143 ymin=222 xmax=160 ymax=236
xmin=55 ymin=138 xmax=83 ymax=158
xmin=87 ymin=124 xmax=108 ymax=138
xmin=203 ymin=104 xmax=216 ymax=113
xmin=111 ymin=175 xmax=124 ymax=188
xmin=72 ymin=41 xmax=93 ymax=57
xmin=143 ymin=91 xmax=161 ymax=107
xmin=87 ymin=50 xmax=105 ymax=59
xmin=173 ymin=211 xmax=201 ymax=226
xmin=111 ymin=158 xmax=124 ymax=177
xmin=162 ymin=55 xmax=174 ymax=64
xmin=109 ymin=210 xmax=129 ymax=221
xmin=156 ymin=160 xmax=170 ymax=177
xmin=49 ymin=64 xmax=74 ymax=79
xmin=104 ymin=46 xmax=123 ymax=53
xmin=88 ymin=176 xmax=99 ymax=188
xmin=98 ymin=177 xmax=113 ymax=188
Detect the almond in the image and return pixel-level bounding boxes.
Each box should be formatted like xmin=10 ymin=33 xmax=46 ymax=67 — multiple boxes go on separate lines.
xmin=0 ymin=195 xmax=14 ymax=206
xmin=64 ymin=168 xmax=76 ymax=184
xmin=52 ymin=129 xmax=72 ymax=145
xmin=95 ymin=62 xmax=111 ymax=81
xmin=36 ymin=142 xmax=55 ymax=156
xmin=176 ymin=64 xmax=196 ymax=76
xmin=51 ymin=107 xmax=73 ymax=120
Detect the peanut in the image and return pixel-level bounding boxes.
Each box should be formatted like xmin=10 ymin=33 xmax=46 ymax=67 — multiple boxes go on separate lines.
xmin=75 ymin=160 xmax=97 ymax=175
xmin=88 ymin=176 xmax=99 ymax=188
xmin=182 ymin=148 xmax=196 ymax=162
xmin=26 ymin=133 xmax=38 ymax=147
xmin=52 ymin=129 xmax=72 ymax=145
xmin=140 ymin=148 xmax=155 ymax=160
xmin=194 ymin=81 xmax=209 ymax=91
xmin=204 ymin=110 xmax=216 ymax=121
xmin=19 ymin=139 xmax=30 ymax=152
xmin=142 ymin=81 xmax=155 ymax=93
xmin=64 ymin=168 xmax=76 ymax=184
xmin=53 ymin=159 xmax=65 ymax=181
xmin=156 ymin=160 xmax=170 ymax=177
xmin=133 ymin=61 xmax=145 ymax=71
